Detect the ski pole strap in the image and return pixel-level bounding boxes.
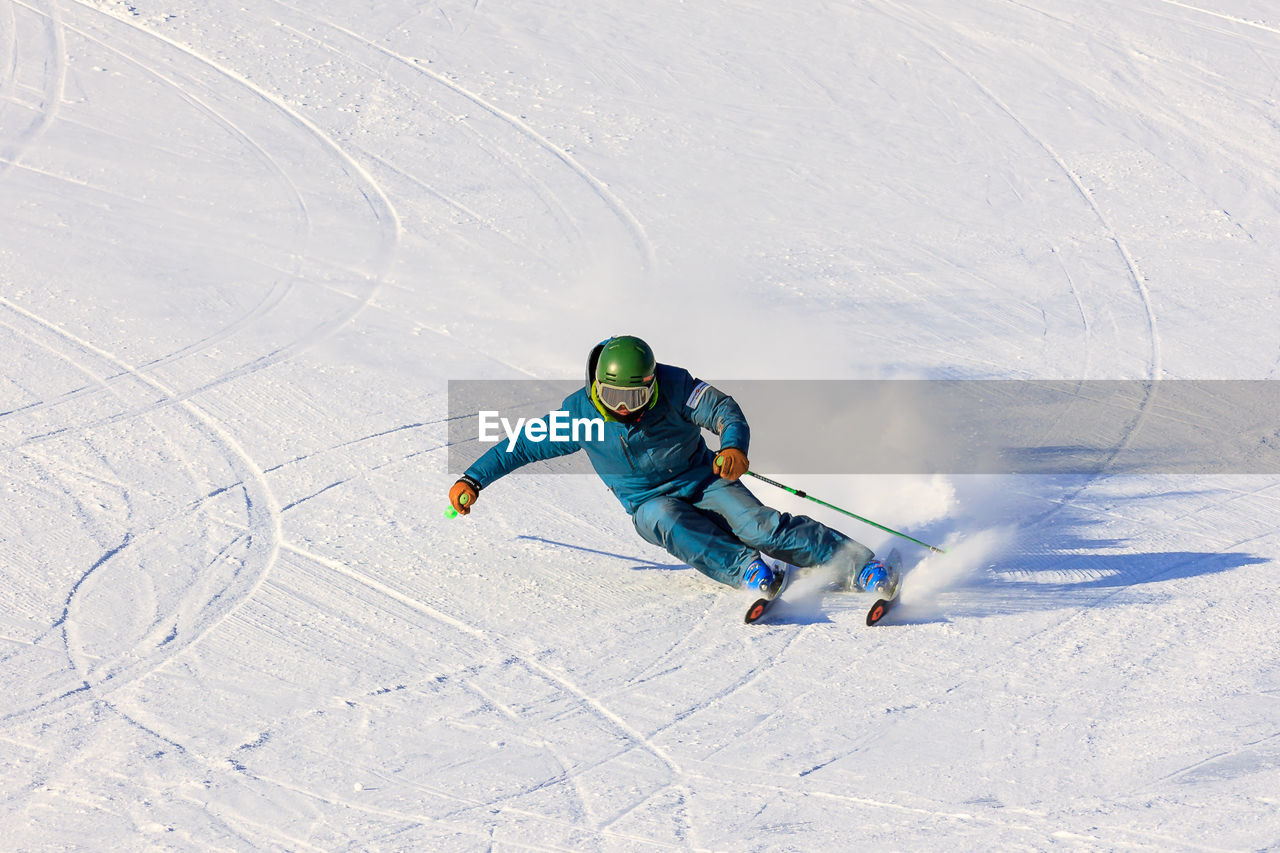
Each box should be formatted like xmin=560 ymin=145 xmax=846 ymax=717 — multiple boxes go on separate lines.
xmin=744 ymin=470 xmax=947 ymax=554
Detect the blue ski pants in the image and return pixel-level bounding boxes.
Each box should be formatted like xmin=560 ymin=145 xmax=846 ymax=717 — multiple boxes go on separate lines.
xmin=631 ymin=478 xmax=873 ymax=587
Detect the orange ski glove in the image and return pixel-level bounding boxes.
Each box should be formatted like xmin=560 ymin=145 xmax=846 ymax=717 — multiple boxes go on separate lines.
xmin=714 ymin=448 xmax=749 ymax=481
xmin=449 ymin=478 xmax=480 ymax=515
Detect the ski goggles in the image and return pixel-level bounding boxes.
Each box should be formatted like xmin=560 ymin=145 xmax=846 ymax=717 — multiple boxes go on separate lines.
xmin=596 ymin=380 xmax=654 ymax=414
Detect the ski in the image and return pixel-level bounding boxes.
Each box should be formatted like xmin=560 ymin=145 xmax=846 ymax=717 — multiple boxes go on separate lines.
xmin=865 ymin=548 xmax=905 ymax=626
xmin=866 ymin=592 xmax=898 ymax=626
xmin=744 ymin=548 xmax=906 ymax=625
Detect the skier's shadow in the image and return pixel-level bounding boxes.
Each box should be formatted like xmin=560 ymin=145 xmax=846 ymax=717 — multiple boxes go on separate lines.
xmin=851 ymin=545 xmax=1271 ymax=627
xmin=516 ymin=535 xmax=687 ymax=572
xmin=951 ymin=548 xmax=1266 ymax=610
xmin=845 ymin=470 xmax=1278 ymax=626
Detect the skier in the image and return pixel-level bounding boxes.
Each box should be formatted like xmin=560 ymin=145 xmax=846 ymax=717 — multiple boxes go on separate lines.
xmin=448 ymin=335 xmax=891 ymax=596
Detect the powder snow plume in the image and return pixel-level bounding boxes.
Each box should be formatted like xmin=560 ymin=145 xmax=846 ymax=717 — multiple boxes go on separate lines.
xmin=762 ymin=474 xmax=973 ymax=622
xmin=900 ymin=526 xmax=1016 ymax=609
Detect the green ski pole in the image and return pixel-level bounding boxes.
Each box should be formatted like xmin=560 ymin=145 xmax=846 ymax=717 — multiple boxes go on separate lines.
xmin=741 ymin=469 xmax=947 ymax=554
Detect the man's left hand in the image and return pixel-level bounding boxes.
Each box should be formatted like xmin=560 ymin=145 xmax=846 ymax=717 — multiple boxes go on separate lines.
xmin=714 ymin=448 xmax=749 ymax=481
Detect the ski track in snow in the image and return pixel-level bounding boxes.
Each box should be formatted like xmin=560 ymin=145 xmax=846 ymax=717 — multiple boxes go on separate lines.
xmin=4 ymin=4 xmax=310 ymax=425
xmin=0 ymin=295 xmax=283 ymax=724
xmin=190 ymin=512 xmax=704 ymax=843
xmin=871 ymin=0 xmax=1163 ymax=464
xmin=2 ymin=0 xmax=405 ymax=431
xmin=265 ymin=0 xmax=656 ymax=274
xmin=1155 ymin=0 xmax=1280 ymax=35
xmin=60 ymin=0 xmax=401 ymax=396
xmin=0 ymin=0 xmax=65 ymax=178
xmin=858 ymin=0 xmax=1202 ymax=671
xmin=1 ymin=0 xmax=399 ymax=723
xmin=0 ymin=4 xmax=15 ymax=105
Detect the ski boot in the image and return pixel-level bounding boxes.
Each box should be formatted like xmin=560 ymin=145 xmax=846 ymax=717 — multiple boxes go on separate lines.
xmin=742 ymin=557 xmax=783 ymax=599
xmin=855 ymin=558 xmax=895 ymax=594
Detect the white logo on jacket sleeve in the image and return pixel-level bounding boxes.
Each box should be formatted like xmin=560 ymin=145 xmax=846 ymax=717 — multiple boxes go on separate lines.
xmin=686 ymin=381 xmax=711 ymax=409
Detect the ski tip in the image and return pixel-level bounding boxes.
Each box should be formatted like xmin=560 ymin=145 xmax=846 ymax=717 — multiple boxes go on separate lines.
xmin=866 ymin=599 xmax=889 ymax=627
xmin=744 ymin=598 xmax=769 ymax=624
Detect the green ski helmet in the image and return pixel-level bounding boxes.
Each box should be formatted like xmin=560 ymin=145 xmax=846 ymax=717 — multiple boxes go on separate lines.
xmin=594 ymin=335 xmax=657 ymax=415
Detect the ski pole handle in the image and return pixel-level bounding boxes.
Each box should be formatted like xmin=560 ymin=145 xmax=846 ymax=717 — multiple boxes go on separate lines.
xmin=445 ymin=491 xmax=471 ymax=519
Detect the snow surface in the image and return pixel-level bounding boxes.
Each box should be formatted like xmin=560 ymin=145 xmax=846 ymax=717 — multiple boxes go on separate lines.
xmin=3 ymin=0 xmax=1279 ymax=849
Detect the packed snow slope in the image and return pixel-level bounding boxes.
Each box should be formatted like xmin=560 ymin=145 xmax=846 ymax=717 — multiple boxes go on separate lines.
xmin=3 ymin=0 xmax=1280 ymax=849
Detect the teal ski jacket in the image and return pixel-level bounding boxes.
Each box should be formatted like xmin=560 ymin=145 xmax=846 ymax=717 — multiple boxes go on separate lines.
xmin=462 ymin=362 xmax=750 ymax=515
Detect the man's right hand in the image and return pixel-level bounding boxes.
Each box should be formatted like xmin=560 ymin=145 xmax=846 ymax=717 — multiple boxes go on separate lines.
xmin=449 ymin=478 xmax=480 ymax=515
